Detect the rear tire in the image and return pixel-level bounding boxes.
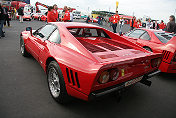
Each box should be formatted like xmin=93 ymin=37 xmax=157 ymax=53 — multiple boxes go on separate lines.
xmin=47 ymin=61 xmax=70 ymax=104
xmin=20 ymin=37 xmax=30 ymax=57
xmin=143 ymin=47 xmax=152 ymax=52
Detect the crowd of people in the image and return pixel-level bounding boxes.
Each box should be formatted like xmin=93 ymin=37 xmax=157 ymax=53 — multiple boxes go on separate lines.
xmin=1 ymin=3 xmax=176 ymax=38
xmin=47 ymin=5 xmax=74 ymax=22
xmin=109 ymin=11 xmax=176 ymax=34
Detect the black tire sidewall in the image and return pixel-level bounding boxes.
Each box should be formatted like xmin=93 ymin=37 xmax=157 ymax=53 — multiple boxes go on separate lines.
xmin=144 ymin=47 xmax=152 ymax=52
xmin=47 ymin=61 xmax=70 ymax=103
xmin=20 ymin=38 xmax=29 ymax=57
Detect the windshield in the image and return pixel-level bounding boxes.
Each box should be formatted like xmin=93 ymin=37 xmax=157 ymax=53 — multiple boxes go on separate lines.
xmin=154 ymin=32 xmax=174 ymax=43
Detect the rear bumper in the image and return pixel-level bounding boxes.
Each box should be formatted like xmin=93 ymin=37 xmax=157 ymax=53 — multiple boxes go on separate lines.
xmin=159 ymin=61 xmax=176 ymax=73
xmin=88 ymin=70 xmax=160 ymax=100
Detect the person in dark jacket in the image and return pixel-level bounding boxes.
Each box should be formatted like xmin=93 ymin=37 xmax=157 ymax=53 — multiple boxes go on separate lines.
xmin=166 ymin=15 xmax=176 ymax=34
xmin=0 ymin=4 xmax=5 ymax=38
xmin=2 ymin=5 xmax=10 ymax=27
xmin=17 ymin=7 xmax=24 ymax=23
xmin=152 ymin=20 xmax=159 ymax=30
xmin=86 ymin=15 xmax=90 ymax=23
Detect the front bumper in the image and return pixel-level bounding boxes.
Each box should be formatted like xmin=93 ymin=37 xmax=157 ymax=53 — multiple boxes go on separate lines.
xmin=89 ymin=70 xmax=160 ymax=100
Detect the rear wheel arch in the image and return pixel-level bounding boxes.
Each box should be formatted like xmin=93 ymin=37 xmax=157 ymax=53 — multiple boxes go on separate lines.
xmin=143 ymin=46 xmax=153 ymax=52
xmin=46 ymin=57 xmax=58 ymax=73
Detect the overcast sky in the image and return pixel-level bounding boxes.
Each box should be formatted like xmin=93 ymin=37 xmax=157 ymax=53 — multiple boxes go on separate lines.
xmin=31 ymin=0 xmax=176 ymax=22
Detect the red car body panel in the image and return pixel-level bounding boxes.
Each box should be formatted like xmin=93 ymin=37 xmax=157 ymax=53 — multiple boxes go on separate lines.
xmin=21 ymin=23 xmax=162 ymax=101
xmin=123 ymin=28 xmax=176 ymax=73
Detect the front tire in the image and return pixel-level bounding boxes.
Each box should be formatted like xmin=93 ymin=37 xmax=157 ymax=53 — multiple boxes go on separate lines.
xmin=47 ymin=61 xmax=70 ymax=104
xmin=20 ymin=37 xmax=29 ymax=57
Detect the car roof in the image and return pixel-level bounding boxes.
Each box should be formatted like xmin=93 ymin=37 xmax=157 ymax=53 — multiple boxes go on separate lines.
xmin=51 ymin=22 xmax=100 ymax=28
xmin=138 ymin=28 xmax=165 ymax=33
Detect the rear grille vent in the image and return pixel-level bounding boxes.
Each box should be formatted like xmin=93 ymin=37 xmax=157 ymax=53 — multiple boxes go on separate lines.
xmin=66 ymin=68 xmax=80 ymax=88
xmin=97 ymin=43 xmax=121 ymax=51
xmin=79 ymin=40 xmax=106 ymax=53
xmin=162 ymin=50 xmax=170 ymax=60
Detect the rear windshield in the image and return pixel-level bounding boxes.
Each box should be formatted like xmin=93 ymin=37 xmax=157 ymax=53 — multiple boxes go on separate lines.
xmin=67 ymin=28 xmax=111 ymax=39
xmin=154 ymin=32 xmax=174 ymax=43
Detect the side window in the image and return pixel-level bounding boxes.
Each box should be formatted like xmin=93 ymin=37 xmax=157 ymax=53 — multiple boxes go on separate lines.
xmin=140 ymin=32 xmax=151 ymax=40
xmin=128 ymin=30 xmax=145 ymax=38
xmin=48 ymin=29 xmax=61 ymax=43
xmin=124 ymin=30 xmax=133 ymax=36
xmin=36 ymin=25 xmax=56 ymax=39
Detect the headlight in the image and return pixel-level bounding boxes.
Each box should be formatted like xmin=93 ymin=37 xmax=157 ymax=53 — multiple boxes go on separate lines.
xmin=110 ymin=69 xmax=119 ymax=81
xmin=151 ymin=58 xmax=162 ymax=68
xmin=98 ymin=71 xmax=110 ymax=84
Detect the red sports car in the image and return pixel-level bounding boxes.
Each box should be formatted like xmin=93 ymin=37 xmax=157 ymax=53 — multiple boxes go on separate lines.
xmin=20 ymin=22 xmax=162 ymax=103
xmin=32 ymin=13 xmax=44 ymax=20
xmin=123 ymin=28 xmax=176 ymax=73
xmin=84 ymin=18 xmax=98 ymax=23
xmin=16 ymin=13 xmax=32 ymax=21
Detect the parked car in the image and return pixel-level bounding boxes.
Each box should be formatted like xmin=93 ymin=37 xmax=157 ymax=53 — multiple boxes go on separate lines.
xmin=20 ymin=22 xmax=162 ymax=103
xmin=122 ymin=28 xmax=176 ymax=73
xmin=16 ymin=12 xmax=32 ymax=21
xmin=84 ymin=18 xmax=98 ymax=23
xmin=32 ymin=13 xmax=43 ymax=20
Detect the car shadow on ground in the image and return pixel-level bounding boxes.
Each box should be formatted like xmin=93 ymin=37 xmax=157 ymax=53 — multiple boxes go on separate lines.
xmin=158 ymin=72 xmax=176 ymax=81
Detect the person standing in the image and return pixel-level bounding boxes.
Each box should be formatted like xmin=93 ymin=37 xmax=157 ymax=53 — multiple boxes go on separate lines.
xmin=53 ymin=4 xmax=58 ymax=21
xmin=109 ymin=15 xmax=113 ymax=27
xmin=159 ymin=20 xmax=165 ymax=31
xmin=47 ymin=6 xmax=56 ymax=22
xmin=62 ymin=6 xmax=70 ymax=22
xmin=2 ymin=5 xmax=10 ymax=27
xmin=17 ymin=7 xmax=24 ymax=23
xmin=119 ymin=17 xmax=124 ymax=34
xmin=69 ymin=8 xmax=73 ymax=22
xmin=146 ymin=19 xmax=151 ymax=29
xmin=86 ymin=15 xmax=90 ymax=23
xmin=166 ymin=15 xmax=176 ymax=34
xmin=130 ymin=16 xmax=136 ymax=30
xmin=112 ymin=11 xmax=120 ymax=33
xmin=152 ymin=20 xmax=159 ymax=30
xmin=136 ymin=19 xmax=142 ymax=28
xmin=0 ymin=4 xmax=5 ymax=38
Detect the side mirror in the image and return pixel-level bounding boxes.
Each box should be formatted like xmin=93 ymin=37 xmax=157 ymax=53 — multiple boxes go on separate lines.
xmin=26 ymin=27 xmax=32 ymax=35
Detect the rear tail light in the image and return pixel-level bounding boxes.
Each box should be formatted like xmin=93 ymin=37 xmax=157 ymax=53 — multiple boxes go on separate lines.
xmin=151 ymin=58 xmax=162 ymax=68
xmin=98 ymin=71 xmax=110 ymax=84
xmin=110 ymin=69 xmax=119 ymax=81
xmin=98 ymin=69 xmax=119 ymax=84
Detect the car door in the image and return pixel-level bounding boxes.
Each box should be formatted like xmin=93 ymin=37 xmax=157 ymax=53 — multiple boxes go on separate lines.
xmin=28 ymin=24 xmax=56 ymax=61
xmin=39 ymin=28 xmax=61 ymax=66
